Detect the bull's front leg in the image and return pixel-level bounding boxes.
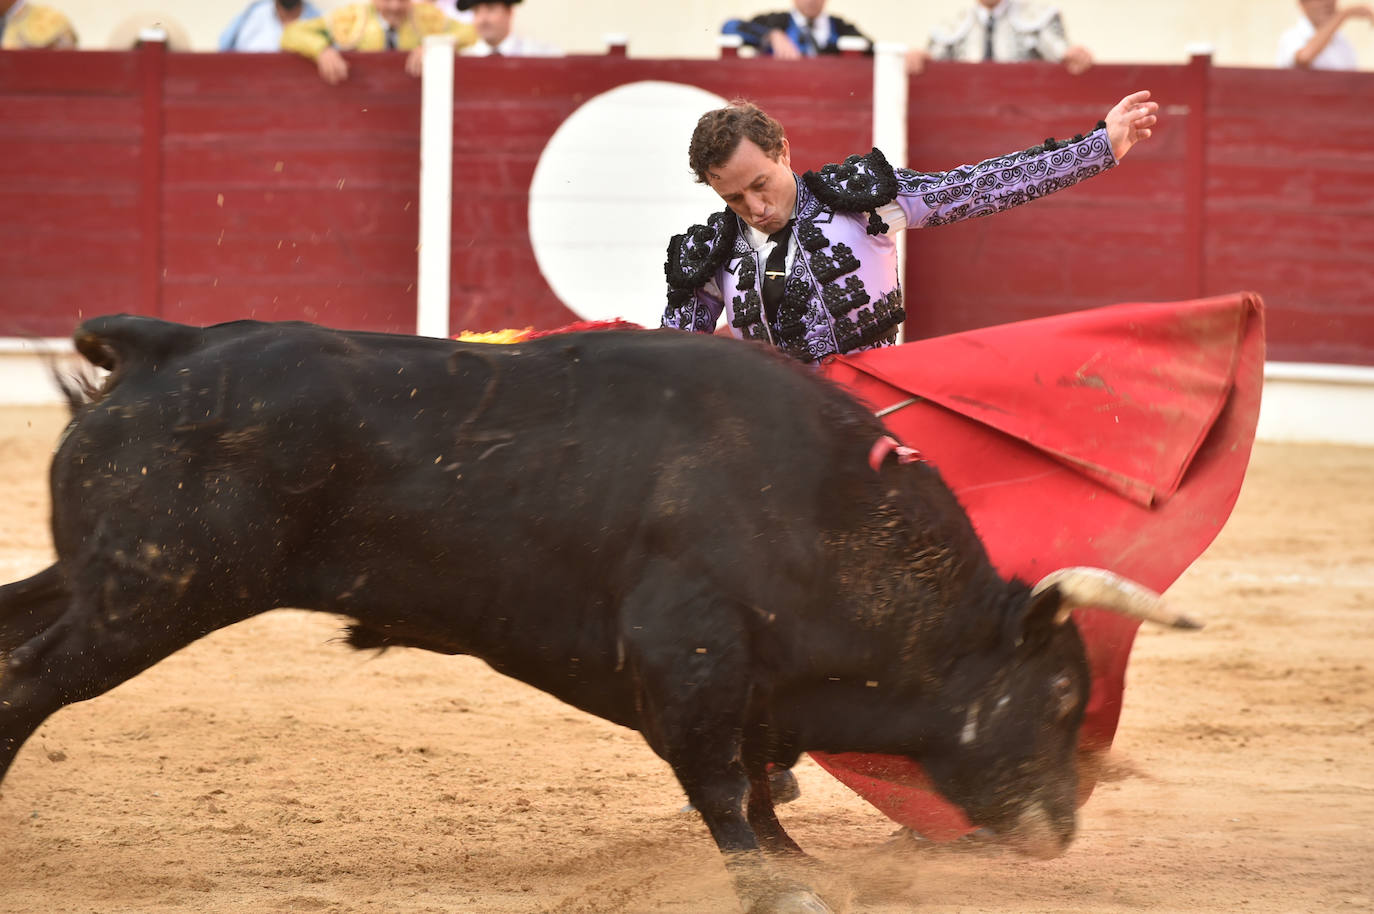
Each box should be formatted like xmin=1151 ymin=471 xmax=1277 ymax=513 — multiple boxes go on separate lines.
xmin=619 ymin=568 xmax=836 ymax=914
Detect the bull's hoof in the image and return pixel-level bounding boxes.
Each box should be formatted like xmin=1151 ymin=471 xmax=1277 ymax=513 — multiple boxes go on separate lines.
xmin=749 ymin=889 xmax=835 ymax=914
xmin=768 ymin=768 xmax=801 ymax=805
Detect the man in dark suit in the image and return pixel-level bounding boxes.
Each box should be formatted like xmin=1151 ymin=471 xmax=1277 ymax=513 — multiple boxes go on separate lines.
xmin=722 ymin=0 xmax=870 ymax=58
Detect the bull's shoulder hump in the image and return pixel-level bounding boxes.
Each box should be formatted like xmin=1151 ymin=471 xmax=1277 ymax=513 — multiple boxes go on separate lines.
xmin=522 ymin=329 xmax=865 ymax=414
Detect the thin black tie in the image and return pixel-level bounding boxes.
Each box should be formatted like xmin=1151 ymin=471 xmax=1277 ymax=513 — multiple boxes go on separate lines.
xmin=800 ymin=18 xmax=817 ymax=56
xmin=983 ymin=14 xmax=995 ymax=61
xmin=385 ymin=25 xmax=398 ymax=50
xmin=761 ymin=222 xmax=792 ymax=326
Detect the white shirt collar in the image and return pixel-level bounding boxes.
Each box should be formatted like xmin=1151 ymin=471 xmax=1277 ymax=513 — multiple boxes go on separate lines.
xmin=790 ymin=9 xmax=830 ymax=35
xmin=376 ymin=8 xmax=401 ymax=34
xmin=741 ymin=179 xmax=799 ymax=250
xmin=975 ymin=1 xmax=1010 ymax=26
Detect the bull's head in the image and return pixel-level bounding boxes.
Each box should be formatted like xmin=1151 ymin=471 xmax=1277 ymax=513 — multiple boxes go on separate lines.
xmin=921 ymin=568 xmax=1199 ymax=858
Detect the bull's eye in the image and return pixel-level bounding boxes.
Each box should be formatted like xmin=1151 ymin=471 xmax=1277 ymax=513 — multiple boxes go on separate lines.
xmin=1053 ymin=674 xmax=1077 ymax=720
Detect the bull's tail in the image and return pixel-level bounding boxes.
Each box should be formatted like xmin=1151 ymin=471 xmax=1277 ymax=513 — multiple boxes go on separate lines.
xmin=50 ymin=363 xmax=102 ymax=415
xmin=0 ymin=565 xmax=71 ymax=655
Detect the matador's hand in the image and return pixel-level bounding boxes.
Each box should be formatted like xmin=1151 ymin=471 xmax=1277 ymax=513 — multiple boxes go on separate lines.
xmin=1105 ymin=90 xmax=1158 ymax=161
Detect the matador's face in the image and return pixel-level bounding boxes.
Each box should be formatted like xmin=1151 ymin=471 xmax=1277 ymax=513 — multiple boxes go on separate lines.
xmin=705 ymin=138 xmax=797 ymax=236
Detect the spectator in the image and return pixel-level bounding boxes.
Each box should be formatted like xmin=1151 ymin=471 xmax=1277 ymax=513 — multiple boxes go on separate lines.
xmin=722 ymin=1 xmax=871 ymax=59
xmin=924 ymin=0 xmax=1093 ymax=76
xmin=282 ymin=0 xmax=477 ymax=84
xmin=458 ymin=0 xmax=560 ymax=57
xmin=663 ymin=92 xmax=1157 ymax=363
xmin=0 ymin=0 xmax=76 ymax=48
xmin=425 ymin=0 xmax=471 ymax=20
xmin=220 ymin=0 xmax=322 ymax=53
xmin=1277 ymin=0 xmax=1371 ymax=69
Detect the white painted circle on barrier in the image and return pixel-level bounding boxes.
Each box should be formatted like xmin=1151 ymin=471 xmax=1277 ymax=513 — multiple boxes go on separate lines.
xmin=528 ymin=81 xmax=728 ymax=328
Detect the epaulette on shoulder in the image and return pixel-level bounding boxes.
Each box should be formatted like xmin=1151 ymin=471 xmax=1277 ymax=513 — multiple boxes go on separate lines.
xmin=930 ymin=10 xmax=977 ymax=45
xmin=18 ymin=6 xmax=74 ymax=47
xmin=665 ymin=208 xmax=738 ymax=290
xmin=328 ymin=3 xmax=368 ymax=48
xmin=1009 ymin=3 xmax=1063 ymax=32
xmin=413 ymin=3 xmax=450 ymax=33
xmin=803 ymin=148 xmax=899 ymax=235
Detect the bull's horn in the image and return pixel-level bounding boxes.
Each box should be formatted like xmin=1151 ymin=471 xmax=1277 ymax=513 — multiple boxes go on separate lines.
xmin=1031 ymin=567 xmax=1203 ymax=630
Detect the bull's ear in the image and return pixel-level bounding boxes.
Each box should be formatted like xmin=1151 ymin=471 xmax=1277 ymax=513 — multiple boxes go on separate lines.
xmin=1013 ymin=585 xmax=1068 ymax=645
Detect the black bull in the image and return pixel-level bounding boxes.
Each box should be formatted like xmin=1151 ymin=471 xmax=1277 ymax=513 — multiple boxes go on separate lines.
xmin=0 ymin=316 xmax=1190 ymax=913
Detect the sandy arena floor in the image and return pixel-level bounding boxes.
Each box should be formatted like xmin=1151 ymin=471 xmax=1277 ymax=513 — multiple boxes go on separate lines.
xmin=0 ymin=405 xmax=1369 ymax=914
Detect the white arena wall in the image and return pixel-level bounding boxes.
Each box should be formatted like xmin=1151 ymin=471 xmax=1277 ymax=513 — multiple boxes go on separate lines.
xmin=3 ymin=339 xmax=1370 ymax=447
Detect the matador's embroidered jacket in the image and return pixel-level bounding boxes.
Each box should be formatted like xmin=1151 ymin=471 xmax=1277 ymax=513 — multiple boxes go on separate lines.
xmin=662 ymin=124 xmax=1116 ymax=363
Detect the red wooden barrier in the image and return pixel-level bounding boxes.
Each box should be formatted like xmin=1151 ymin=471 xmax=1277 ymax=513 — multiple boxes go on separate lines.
xmin=1206 ymin=66 xmax=1374 ymax=364
xmin=904 ymin=60 xmax=1206 ymax=337
xmin=2 ymin=48 xmax=1372 ymax=365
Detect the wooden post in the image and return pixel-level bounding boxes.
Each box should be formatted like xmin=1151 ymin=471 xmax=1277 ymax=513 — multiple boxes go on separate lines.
xmin=417 ymin=34 xmax=456 ymax=339
xmin=1184 ymin=52 xmax=1211 ymax=300
xmin=873 ymin=42 xmax=908 ymax=343
xmin=837 ymin=35 xmax=870 ymax=58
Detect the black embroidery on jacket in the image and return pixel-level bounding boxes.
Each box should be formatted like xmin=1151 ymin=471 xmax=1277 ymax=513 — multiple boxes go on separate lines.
xmin=738 ymin=255 xmax=757 ymax=288
xmin=802 ymin=147 xmax=900 ymax=236
xmin=1025 ymin=120 xmax=1108 ymax=155
xmin=832 ymin=315 xmax=860 ymax=353
xmin=664 ymin=208 xmax=739 ymax=291
xmin=895 ymin=126 xmax=1114 ymax=228
xmin=797 ymin=220 xmax=828 ymax=252
xmin=810 ymin=242 xmax=861 ymax=284
xmin=833 ymin=289 xmax=904 ymax=353
xmin=728 ymin=254 xmax=770 ymax=340
xmin=822 ymin=275 xmax=871 ymax=318
xmin=862 ymin=289 xmax=906 ymax=349
xmin=773 ymin=275 xmax=814 ymax=362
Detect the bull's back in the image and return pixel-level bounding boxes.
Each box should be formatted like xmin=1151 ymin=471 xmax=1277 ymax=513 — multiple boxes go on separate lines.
xmin=54 ymin=317 xmax=885 ymax=588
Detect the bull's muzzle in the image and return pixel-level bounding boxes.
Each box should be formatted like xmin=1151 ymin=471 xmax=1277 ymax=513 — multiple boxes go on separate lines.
xmin=1002 ymin=801 xmax=1076 ymax=860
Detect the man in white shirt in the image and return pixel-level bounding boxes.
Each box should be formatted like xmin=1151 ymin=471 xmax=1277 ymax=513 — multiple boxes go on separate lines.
xmin=219 ymin=0 xmax=321 ymax=52
xmin=925 ymin=0 xmax=1092 ymax=75
xmin=458 ymin=0 xmax=560 ymax=57
xmin=1277 ymin=0 xmax=1371 ymax=69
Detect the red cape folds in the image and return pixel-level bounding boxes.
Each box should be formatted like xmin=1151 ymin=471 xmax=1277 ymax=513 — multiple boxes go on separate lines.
xmin=812 ymin=293 xmax=1265 ymax=839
